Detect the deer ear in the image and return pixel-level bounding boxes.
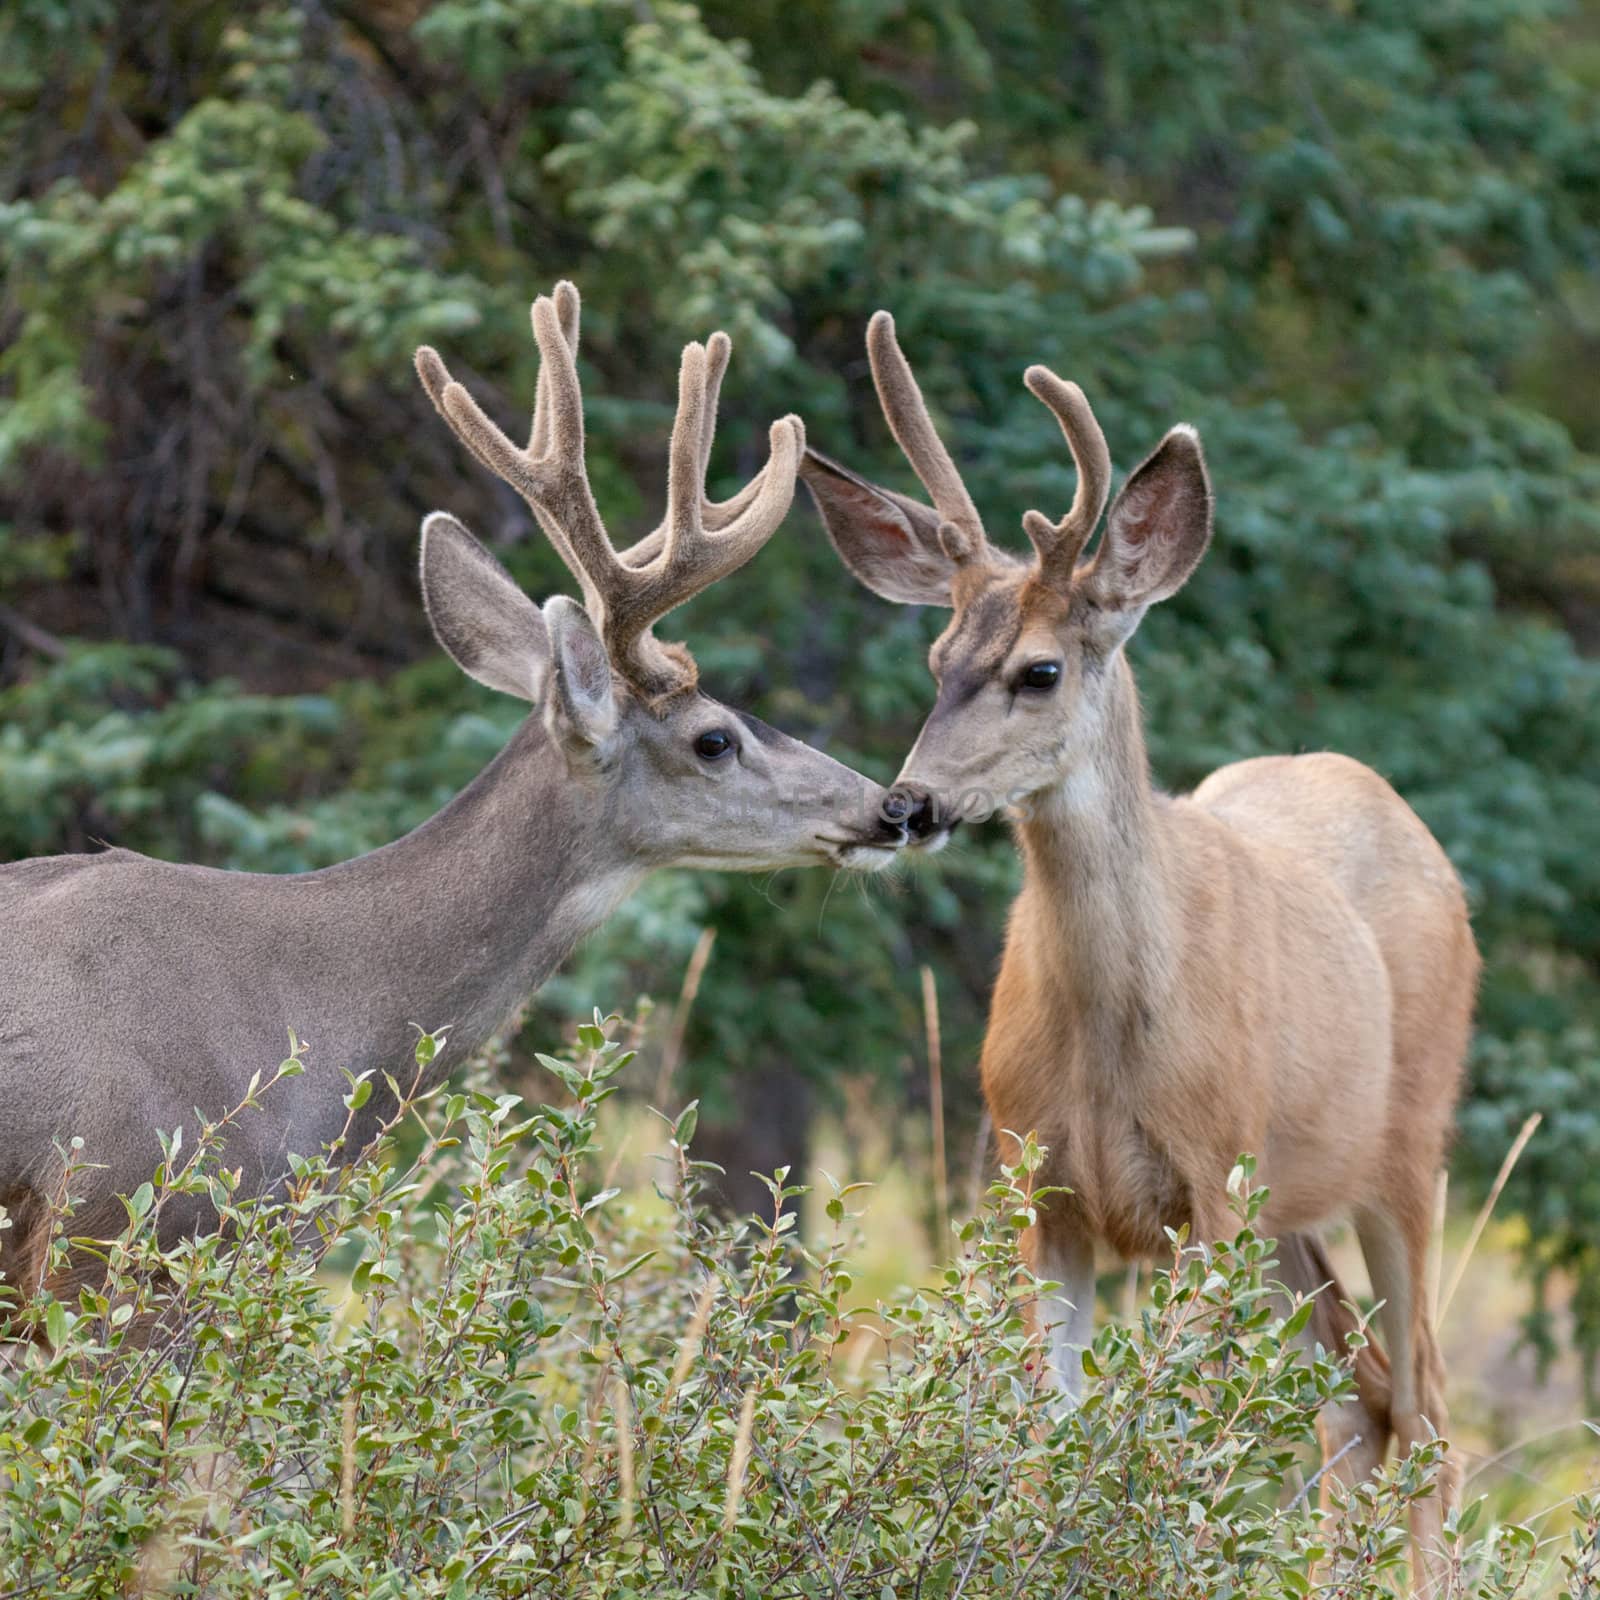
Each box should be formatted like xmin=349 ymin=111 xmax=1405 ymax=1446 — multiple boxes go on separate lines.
xmin=800 ymin=448 xmax=957 ymax=607
xmin=542 ymin=596 xmax=618 ymax=750
xmin=421 ymin=513 xmax=550 ymax=700
xmin=1087 ymin=426 xmax=1213 ymax=613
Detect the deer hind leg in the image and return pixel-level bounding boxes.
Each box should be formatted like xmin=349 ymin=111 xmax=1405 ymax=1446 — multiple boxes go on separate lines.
xmin=1355 ymin=1202 xmax=1454 ymax=1595
xmin=1274 ymin=1232 xmax=1391 ymax=1500
xmin=3 ymin=1187 xmax=172 ymax=1353
xmin=0 ymin=1185 xmax=53 ymax=1344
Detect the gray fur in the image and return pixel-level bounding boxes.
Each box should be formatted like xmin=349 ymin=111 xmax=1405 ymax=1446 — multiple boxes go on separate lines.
xmin=421 ymin=512 xmax=550 ymax=700
xmin=0 ymin=517 xmax=897 ymax=1304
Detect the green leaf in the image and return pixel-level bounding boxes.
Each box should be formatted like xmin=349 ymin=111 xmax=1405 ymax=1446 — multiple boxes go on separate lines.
xmin=45 ymin=1300 xmax=70 ymax=1350
xmin=674 ymin=1101 xmax=698 ymax=1147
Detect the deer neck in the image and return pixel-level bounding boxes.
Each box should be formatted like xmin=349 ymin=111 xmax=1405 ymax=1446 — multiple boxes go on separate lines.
xmin=301 ymin=715 xmax=641 ymax=1069
xmin=1012 ymin=653 xmax=1177 ymax=1050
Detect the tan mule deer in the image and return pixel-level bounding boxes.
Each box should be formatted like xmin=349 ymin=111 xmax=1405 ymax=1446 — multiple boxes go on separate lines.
xmin=803 ymin=310 xmax=1478 ymax=1585
xmin=0 ymin=282 xmax=903 ymax=1314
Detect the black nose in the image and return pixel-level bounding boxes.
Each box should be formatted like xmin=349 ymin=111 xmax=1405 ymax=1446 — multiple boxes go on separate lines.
xmin=898 ymin=787 xmax=946 ymax=841
xmin=876 ymin=787 xmax=912 ymax=842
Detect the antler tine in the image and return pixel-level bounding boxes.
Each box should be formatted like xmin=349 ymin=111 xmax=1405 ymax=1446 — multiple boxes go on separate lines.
xmin=518 ymin=293 xmax=635 ymax=612
xmin=420 ymin=289 xmax=801 ymax=695
xmin=416 ymin=286 xmax=580 ymax=492
xmin=662 ymin=339 xmax=712 ymax=565
xmin=695 ymin=330 xmax=776 ymax=532
xmin=528 ymin=279 xmax=581 ymax=458
xmin=416 ymin=345 xmax=498 ymax=480
xmin=603 ymin=334 xmax=803 ymax=669
xmin=1020 ymin=366 xmax=1112 ymax=584
xmin=665 ymin=332 xmax=806 ymax=584
xmin=602 ymin=336 xmax=714 ymax=580
xmin=614 ymin=325 xmax=787 ymax=565
xmin=414 ymin=282 xmax=616 ymax=614
xmin=619 ymin=329 xmax=767 ymax=559
xmin=865 ymin=310 xmax=986 ymax=562
xmin=674 ymin=410 xmax=804 ymax=588
xmin=698 ymin=330 xmax=729 ymax=485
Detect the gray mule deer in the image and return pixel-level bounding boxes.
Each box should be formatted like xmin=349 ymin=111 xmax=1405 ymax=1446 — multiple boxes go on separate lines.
xmin=804 ymin=310 xmax=1477 ymax=1591
xmin=0 ymin=282 xmax=901 ymax=1311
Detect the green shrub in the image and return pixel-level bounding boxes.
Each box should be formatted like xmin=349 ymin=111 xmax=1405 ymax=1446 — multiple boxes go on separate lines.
xmin=0 ymin=1024 xmax=1587 ymax=1597
xmin=7 ymin=0 xmax=1600 ymax=1365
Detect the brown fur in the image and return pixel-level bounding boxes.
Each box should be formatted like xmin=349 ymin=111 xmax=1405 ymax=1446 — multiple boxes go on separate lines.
xmin=804 ymin=311 xmax=1477 ymax=1591
xmin=989 ymin=663 xmax=1471 ymax=1533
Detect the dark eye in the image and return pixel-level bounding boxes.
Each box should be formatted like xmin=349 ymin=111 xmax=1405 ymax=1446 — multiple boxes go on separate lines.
xmin=1020 ymin=661 xmax=1062 ymax=692
xmin=694 ymin=728 xmax=735 ymax=761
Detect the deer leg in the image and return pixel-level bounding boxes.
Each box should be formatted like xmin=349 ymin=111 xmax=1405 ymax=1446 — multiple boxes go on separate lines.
xmin=1028 ymin=1213 xmax=1096 ymax=1410
xmin=1191 ymin=1190 xmax=1394 ymax=1508
xmin=1356 ymin=1203 xmax=1454 ymax=1595
xmin=1273 ymin=1232 xmax=1389 ymax=1496
xmin=0 ymin=1185 xmax=52 ymax=1343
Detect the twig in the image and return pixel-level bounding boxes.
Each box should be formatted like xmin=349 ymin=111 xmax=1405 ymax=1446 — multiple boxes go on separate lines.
xmin=723 ymin=1386 xmax=756 ymax=1533
xmin=1438 ymin=1112 xmax=1541 ymax=1321
xmin=654 ymin=928 xmax=715 ymax=1108
xmin=340 ymin=1395 xmax=357 ymax=1535
xmin=615 ymin=1379 xmax=636 ymax=1541
xmin=1428 ymin=1169 xmax=1448 ymax=1320
xmin=1288 ymin=1432 xmax=1365 ymax=1508
xmin=745 ymin=1431 xmax=844 ymax=1599
xmin=1464 ymin=1415 xmax=1599 ymax=1486
xmin=0 ymin=603 xmax=69 ymax=661
xmin=921 ymin=965 xmax=949 ymax=1252
xmin=663 ymin=1277 xmax=718 ymax=1408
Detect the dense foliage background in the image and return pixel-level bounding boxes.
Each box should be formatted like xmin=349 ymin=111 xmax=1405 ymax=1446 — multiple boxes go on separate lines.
xmin=3 ymin=0 xmax=1599 ymax=1375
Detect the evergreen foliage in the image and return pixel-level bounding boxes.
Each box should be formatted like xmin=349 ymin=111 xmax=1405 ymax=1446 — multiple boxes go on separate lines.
xmin=2 ymin=0 xmax=1598 ymax=1371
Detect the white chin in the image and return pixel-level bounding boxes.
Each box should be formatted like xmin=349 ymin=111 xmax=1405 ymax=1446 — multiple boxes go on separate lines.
xmin=833 ymin=843 xmax=900 ymax=874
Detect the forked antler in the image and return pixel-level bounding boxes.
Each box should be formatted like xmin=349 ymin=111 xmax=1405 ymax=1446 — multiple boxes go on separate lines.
xmin=416 ymin=282 xmax=803 ymax=696
xmin=864 ymin=311 xmax=1112 ymax=586
xmin=1019 ymin=367 xmax=1111 ymax=585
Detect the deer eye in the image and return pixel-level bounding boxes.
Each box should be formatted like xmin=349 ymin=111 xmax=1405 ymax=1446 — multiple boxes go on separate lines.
xmin=1019 ymin=661 xmax=1062 ymax=692
xmin=694 ymin=728 xmax=736 ymax=761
